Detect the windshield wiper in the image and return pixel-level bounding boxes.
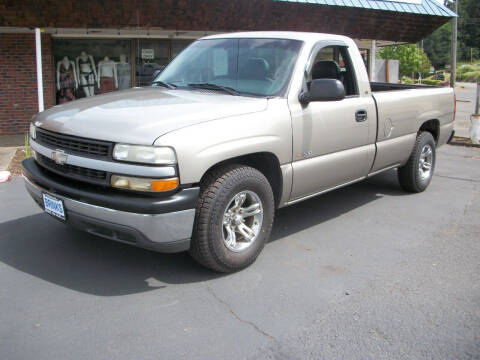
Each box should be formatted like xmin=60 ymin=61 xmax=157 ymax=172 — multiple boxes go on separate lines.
xmin=187 ymin=83 xmax=240 ymax=96
xmin=151 ymin=81 xmax=176 ymax=89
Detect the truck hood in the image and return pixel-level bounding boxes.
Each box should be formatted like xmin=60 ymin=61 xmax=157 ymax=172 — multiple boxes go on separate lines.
xmin=34 ymin=87 xmax=268 ymax=145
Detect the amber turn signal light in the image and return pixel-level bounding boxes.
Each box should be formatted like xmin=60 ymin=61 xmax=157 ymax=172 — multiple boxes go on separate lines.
xmin=111 ymin=175 xmax=179 ymax=192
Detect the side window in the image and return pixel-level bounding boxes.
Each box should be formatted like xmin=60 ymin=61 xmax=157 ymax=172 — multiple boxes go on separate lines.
xmin=307 ymin=45 xmax=359 ymax=97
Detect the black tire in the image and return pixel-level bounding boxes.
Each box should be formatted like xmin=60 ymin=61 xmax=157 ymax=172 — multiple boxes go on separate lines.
xmin=189 ymin=164 xmax=275 ymax=273
xmin=398 ymin=131 xmax=436 ymax=193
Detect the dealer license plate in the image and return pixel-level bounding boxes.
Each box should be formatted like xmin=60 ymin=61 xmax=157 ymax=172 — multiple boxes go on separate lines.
xmin=42 ymin=193 xmax=66 ymax=220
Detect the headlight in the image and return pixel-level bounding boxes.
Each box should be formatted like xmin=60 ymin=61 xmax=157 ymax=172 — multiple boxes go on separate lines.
xmin=111 ymin=175 xmax=179 ymax=192
xmin=29 ymin=123 xmax=36 ymax=140
xmin=113 ymin=144 xmax=176 ymax=165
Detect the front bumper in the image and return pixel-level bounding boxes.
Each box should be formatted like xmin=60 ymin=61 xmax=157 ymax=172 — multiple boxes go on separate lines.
xmin=22 ymin=158 xmax=199 ymax=253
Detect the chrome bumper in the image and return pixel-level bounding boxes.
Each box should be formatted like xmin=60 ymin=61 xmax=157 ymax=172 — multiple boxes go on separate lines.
xmin=24 ymin=175 xmax=195 ymax=253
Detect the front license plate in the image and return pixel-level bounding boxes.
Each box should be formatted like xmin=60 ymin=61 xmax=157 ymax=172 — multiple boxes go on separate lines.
xmin=43 ymin=193 xmax=66 ymax=220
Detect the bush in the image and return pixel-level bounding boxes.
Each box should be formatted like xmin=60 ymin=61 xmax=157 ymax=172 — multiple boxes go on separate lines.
xmin=456 ymin=70 xmax=480 ymax=82
xmin=401 ymin=76 xmax=414 ymax=84
xmin=422 ymin=78 xmax=443 ymax=86
xmin=457 ymin=65 xmax=479 ymax=74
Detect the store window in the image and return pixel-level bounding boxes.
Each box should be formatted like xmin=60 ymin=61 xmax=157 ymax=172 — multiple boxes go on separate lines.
xmin=52 ymin=38 xmax=194 ymax=104
xmin=135 ymin=40 xmax=169 ymax=86
xmin=172 ymin=40 xmax=193 ymax=59
xmin=135 ymin=39 xmax=192 ymax=86
xmin=53 ymin=39 xmax=132 ymax=104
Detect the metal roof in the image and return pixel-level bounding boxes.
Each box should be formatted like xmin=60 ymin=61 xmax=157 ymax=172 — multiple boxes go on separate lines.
xmin=274 ymin=0 xmax=457 ymax=17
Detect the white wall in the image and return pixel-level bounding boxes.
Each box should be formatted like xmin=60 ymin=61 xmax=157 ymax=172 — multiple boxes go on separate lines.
xmin=374 ymin=59 xmax=399 ymax=83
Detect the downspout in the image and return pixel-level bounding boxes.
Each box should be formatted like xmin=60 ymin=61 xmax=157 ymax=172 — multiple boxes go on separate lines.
xmin=35 ymin=28 xmax=44 ymax=112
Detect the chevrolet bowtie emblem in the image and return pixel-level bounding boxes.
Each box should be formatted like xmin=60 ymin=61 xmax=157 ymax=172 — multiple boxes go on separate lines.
xmin=51 ymin=150 xmax=68 ymax=165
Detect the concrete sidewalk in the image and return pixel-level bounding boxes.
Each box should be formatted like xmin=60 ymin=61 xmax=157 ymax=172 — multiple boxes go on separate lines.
xmin=0 ymin=135 xmax=25 ymax=171
xmin=0 ymin=147 xmax=17 ymax=171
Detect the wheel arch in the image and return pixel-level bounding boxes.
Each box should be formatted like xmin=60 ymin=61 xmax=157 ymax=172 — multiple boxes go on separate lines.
xmin=419 ymin=119 xmax=440 ymax=144
xmin=199 ymin=152 xmax=283 ymax=208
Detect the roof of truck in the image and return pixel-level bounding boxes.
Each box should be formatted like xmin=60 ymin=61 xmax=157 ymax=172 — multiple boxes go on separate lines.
xmin=202 ymin=31 xmax=351 ymax=42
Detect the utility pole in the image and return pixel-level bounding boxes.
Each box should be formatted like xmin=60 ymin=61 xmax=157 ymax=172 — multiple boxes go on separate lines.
xmin=450 ymin=0 xmax=458 ymax=88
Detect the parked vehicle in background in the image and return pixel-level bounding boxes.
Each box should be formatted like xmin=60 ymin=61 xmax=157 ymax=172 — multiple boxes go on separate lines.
xmin=22 ymin=32 xmax=455 ymax=272
xmin=434 ymin=71 xmax=446 ymax=81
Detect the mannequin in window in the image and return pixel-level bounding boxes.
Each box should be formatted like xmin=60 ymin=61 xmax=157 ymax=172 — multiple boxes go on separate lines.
xmin=116 ymin=54 xmax=131 ymax=90
xmin=56 ymin=56 xmax=78 ymax=104
xmin=97 ymin=56 xmax=118 ymax=93
xmin=76 ymin=51 xmax=97 ymax=97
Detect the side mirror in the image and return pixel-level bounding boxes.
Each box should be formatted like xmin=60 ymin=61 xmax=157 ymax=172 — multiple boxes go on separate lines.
xmin=299 ymin=79 xmax=345 ymax=104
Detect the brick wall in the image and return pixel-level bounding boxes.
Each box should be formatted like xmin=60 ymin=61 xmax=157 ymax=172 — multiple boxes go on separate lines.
xmin=0 ymin=33 xmax=54 ymax=135
xmin=0 ymin=0 xmax=449 ymax=43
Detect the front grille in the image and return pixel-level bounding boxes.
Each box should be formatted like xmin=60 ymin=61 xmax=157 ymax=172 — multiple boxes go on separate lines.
xmin=36 ymin=128 xmax=112 ymax=159
xmin=36 ymin=153 xmax=108 ymax=185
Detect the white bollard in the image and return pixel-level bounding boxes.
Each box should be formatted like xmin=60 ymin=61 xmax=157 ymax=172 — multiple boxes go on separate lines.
xmin=472 ymin=83 xmax=480 ymax=144
xmin=471 ymin=114 xmax=480 ymax=144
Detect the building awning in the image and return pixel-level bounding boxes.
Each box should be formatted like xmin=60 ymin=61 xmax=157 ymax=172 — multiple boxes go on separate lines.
xmin=274 ymin=0 xmax=457 ymax=18
xmin=0 ymin=0 xmax=456 ymax=43
xmin=269 ymin=0 xmax=456 ymax=42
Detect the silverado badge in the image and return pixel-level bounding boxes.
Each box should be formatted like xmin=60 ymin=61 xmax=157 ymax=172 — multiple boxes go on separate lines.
xmin=51 ymin=150 xmax=68 ymax=165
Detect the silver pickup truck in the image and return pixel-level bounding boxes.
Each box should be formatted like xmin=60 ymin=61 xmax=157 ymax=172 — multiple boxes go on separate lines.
xmin=23 ymin=32 xmax=455 ymax=272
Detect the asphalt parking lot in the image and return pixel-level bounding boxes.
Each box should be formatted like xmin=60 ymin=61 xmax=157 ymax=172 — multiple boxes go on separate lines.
xmin=0 ymin=144 xmax=479 ymax=360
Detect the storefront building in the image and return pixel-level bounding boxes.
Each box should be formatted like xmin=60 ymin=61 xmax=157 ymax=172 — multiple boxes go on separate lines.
xmin=0 ymin=0 xmax=455 ymax=135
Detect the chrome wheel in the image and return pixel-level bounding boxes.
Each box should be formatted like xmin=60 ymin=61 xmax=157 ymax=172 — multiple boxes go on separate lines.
xmin=418 ymin=144 xmax=433 ymax=181
xmin=222 ymin=190 xmax=263 ymax=252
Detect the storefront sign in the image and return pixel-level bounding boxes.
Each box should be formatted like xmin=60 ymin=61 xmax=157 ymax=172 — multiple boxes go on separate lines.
xmin=141 ymin=49 xmax=155 ymax=60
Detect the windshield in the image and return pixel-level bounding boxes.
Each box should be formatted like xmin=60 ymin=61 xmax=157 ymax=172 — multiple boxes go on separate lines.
xmin=154 ymin=38 xmax=303 ymax=97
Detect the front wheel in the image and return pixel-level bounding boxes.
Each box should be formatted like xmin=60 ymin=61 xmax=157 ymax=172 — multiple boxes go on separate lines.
xmin=189 ymin=164 xmax=275 ymax=273
xmin=398 ymin=132 xmax=436 ymax=193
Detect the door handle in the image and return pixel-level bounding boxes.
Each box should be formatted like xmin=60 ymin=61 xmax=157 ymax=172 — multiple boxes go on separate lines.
xmin=355 ymin=109 xmax=368 ymax=122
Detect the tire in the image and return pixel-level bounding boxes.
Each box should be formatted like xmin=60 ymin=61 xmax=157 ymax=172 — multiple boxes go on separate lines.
xmin=189 ymin=164 xmax=275 ymax=273
xmin=398 ymin=131 xmax=436 ymax=193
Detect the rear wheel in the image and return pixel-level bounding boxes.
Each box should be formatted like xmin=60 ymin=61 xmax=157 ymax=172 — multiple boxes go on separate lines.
xmin=398 ymin=132 xmax=436 ymax=193
xmin=189 ymin=164 xmax=274 ymax=273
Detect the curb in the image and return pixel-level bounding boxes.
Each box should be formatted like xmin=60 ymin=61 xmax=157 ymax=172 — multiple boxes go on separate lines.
xmin=449 ymin=137 xmax=480 ymax=148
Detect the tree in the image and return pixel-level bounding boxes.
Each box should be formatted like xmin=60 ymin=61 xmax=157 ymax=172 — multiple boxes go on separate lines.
xmin=423 ymin=23 xmax=451 ymax=69
xmin=378 ymin=44 xmax=432 ymax=76
xmin=458 ymin=0 xmax=480 ymax=50
xmin=424 ymin=0 xmax=480 ymax=69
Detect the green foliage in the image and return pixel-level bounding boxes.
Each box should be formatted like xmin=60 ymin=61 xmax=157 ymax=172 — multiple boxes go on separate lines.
xmin=458 ymin=0 xmax=480 ymax=50
xmin=424 ymin=0 xmax=480 ymax=69
xmin=456 ymin=71 xmax=480 ymax=82
xmin=454 ymin=64 xmax=480 ymax=82
xmin=421 ymin=77 xmax=443 ymax=86
xmin=378 ymin=44 xmax=432 ymax=76
xmin=457 ymin=64 xmax=479 ymax=74
xmin=423 ymin=23 xmax=451 ymax=69
xmin=24 ymin=132 xmax=31 ymax=158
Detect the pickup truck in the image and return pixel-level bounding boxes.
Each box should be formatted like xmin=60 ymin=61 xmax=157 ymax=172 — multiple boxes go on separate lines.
xmin=22 ymin=32 xmax=455 ymax=273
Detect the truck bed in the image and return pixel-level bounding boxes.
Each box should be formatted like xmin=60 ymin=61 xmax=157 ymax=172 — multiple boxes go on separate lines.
xmin=369 ymin=82 xmax=454 ymax=173
xmin=371 ymin=82 xmax=440 ymax=92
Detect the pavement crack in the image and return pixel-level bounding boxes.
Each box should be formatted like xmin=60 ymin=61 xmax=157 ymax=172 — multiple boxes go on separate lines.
xmin=435 ymin=174 xmax=480 ymax=183
xmin=207 ymin=287 xmax=277 ymax=342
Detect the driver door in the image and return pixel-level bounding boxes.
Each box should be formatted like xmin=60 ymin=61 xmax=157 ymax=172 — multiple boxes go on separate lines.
xmin=290 ymin=44 xmax=376 ymax=201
